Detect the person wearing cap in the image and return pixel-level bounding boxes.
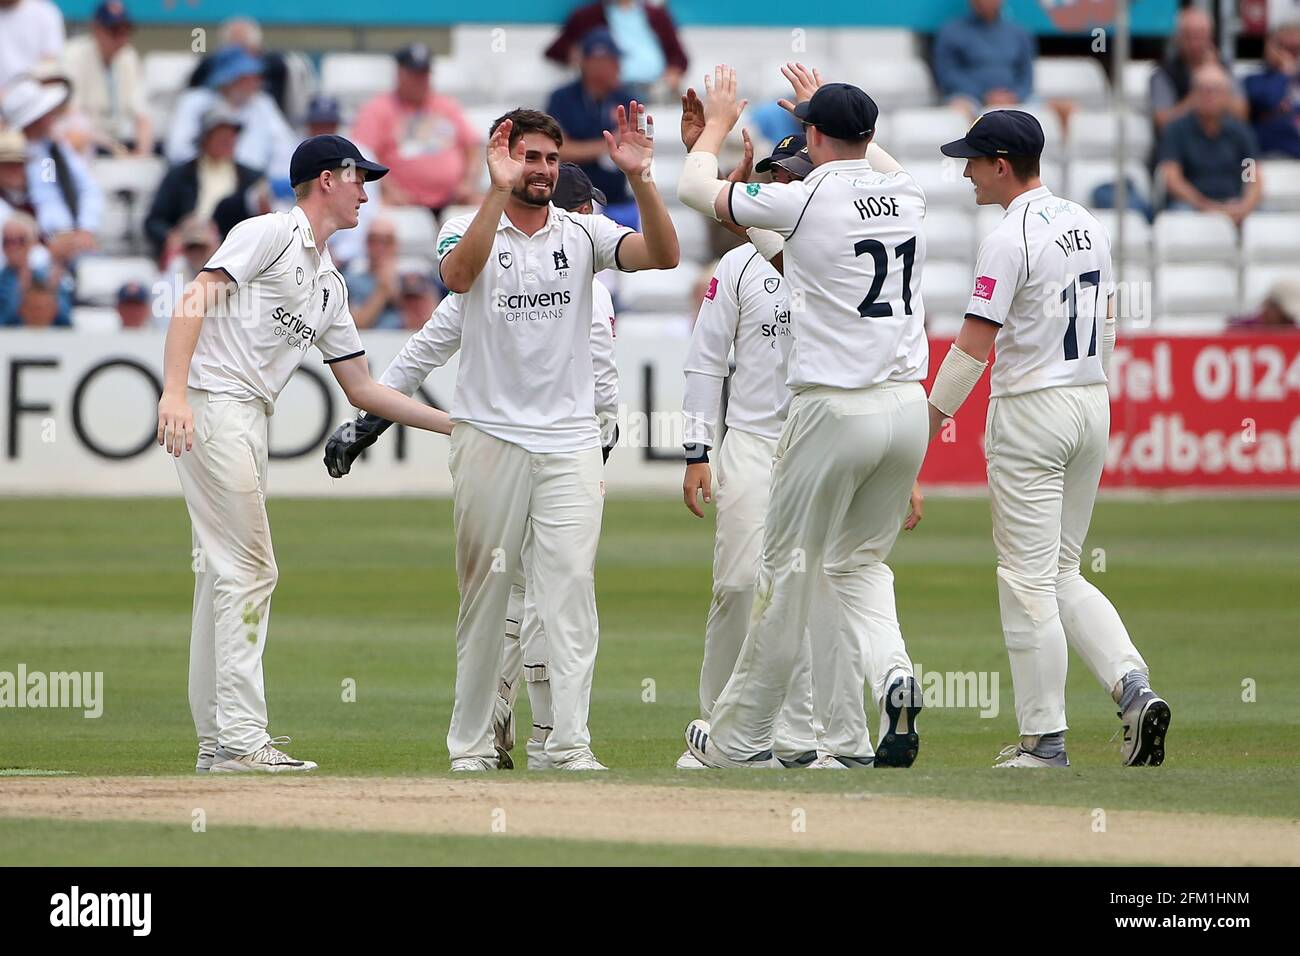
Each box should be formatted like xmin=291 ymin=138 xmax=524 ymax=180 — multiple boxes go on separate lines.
xmin=321 ymin=159 xmax=628 ymax=771
xmin=165 ymin=44 xmax=295 ymax=176
xmin=351 ymin=43 xmax=482 ymax=214
xmin=305 ymin=95 xmax=342 ymax=138
xmin=1229 ymin=278 xmax=1300 ymax=330
xmin=115 ymin=279 xmax=151 ymax=328
xmin=146 ymin=105 xmax=263 ymax=258
xmin=61 ymin=0 xmax=152 ymax=157
xmin=186 ymin=17 xmax=302 ymax=119
xmin=395 ymin=270 xmax=441 ymax=331
xmin=2 ymin=77 xmax=101 ymax=263
xmin=678 ymin=64 xmax=930 ymax=772
xmin=156 ymin=133 xmax=455 ymax=774
xmin=0 ymin=210 xmax=71 ymax=328
xmin=930 ymin=109 xmax=1171 ymax=770
xmin=546 ymin=28 xmax=641 ymax=229
xmin=545 ymin=1 xmax=688 ymax=99
xmin=0 ymin=0 xmax=65 ymax=89
xmin=932 ymin=0 xmax=1035 ymax=118
xmin=0 ymin=129 xmax=30 ymax=234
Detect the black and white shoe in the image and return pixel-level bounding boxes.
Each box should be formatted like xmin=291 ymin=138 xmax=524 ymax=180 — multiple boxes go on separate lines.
xmin=810 ymin=754 xmax=874 ymax=769
xmin=1120 ymin=691 xmax=1171 ymax=766
xmin=209 ymin=736 xmax=317 ymax=774
xmin=875 ymin=675 xmax=922 ymax=767
xmin=684 ymin=719 xmax=780 ymax=769
xmin=777 ymin=751 xmax=817 ymax=769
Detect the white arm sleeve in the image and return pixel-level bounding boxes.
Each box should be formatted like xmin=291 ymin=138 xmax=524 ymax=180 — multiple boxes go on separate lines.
xmin=677 ymin=151 xmax=725 ymax=220
xmin=746 ymin=227 xmax=784 ymax=261
xmin=590 ymin=281 xmax=619 ymax=418
xmin=867 ymin=142 xmax=903 ymax=174
xmin=377 ymin=297 xmax=464 ymax=395
xmin=928 ymin=344 xmax=988 ymax=418
xmin=682 ymin=370 xmax=725 ymax=450
xmin=682 ymin=252 xmax=743 ymax=449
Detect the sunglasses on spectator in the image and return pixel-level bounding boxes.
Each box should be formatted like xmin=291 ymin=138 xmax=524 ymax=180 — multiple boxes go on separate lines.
xmin=368 ymin=234 xmax=397 ymax=243
xmin=3 ymin=235 xmax=31 ymax=246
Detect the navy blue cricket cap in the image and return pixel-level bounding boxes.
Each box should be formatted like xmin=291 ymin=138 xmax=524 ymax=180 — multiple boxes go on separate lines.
xmin=395 ymin=43 xmax=433 ymax=71
xmin=755 ymin=133 xmax=811 ymax=177
xmin=581 ymin=28 xmax=621 ymax=59
xmin=940 ymin=109 xmax=1045 ymax=159
xmin=117 ymin=281 xmax=148 ymax=303
xmin=289 ymin=134 xmax=389 ymax=187
xmin=793 ymin=83 xmax=878 ymax=141
xmin=93 ymin=1 xmax=131 ymax=28
xmin=554 ymin=163 xmax=607 ymax=210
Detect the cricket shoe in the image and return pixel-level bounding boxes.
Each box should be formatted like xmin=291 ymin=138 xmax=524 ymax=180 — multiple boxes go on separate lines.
xmin=992 ymin=745 xmax=1069 ymax=769
xmin=875 ymin=675 xmax=922 ymax=767
xmin=777 ymin=751 xmax=817 ymax=769
xmin=554 ymin=753 xmax=608 ymax=772
xmin=1120 ymin=691 xmax=1171 ymax=767
xmin=492 ymin=692 xmax=515 ymax=771
xmin=195 ymin=745 xmax=216 ymax=774
xmin=811 ymin=754 xmax=875 ymax=769
xmin=675 ymin=750 xmax=706 ymax=770
xmin=209 ymin=737 xmax=317 ymax=773
xmin=450 ymin=756 xmax=498 ymax=772
xmin=684 ymin=719 xmax=781 ymax=769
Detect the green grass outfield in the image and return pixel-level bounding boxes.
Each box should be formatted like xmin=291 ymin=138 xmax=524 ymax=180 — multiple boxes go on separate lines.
xmin=1 ymin=495 xmax=1297 ymax=865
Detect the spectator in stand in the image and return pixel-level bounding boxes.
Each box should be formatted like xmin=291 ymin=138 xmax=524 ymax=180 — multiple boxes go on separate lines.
xmin=1245 ymin=22 xmax=1300 ymax=159
xmin=545 ymin=1 xmax=687 ymax=102
xmin=932 ymin=0 xmax=1035 ymax=118
xmin=1151 ymin=6 xmax=1247 ymax=136
xmin=1 ymin=212 xmax=72 ymax=327
xmin=1229 ymin=279 xmax=1300 ymax=331
xmin=163 ymin=215 xmax=219 ymax=284
xmin=146 ymin=105 xmax=262 ymax=259
xmin=1 ymin=79 xmax=101 ymax=264
xmin=1159 ymin=63 xmax=1262 ymax=226
xmin=115 ymin=280 xmax=151 ymax=328
xmin=397 ymin=271 xmax=441 ymax=331
xmin=0 ymin=0 xmax=65 ymax=89
xmin=304 ymin=94 xmax=381 ymax=267
xmin=351 ymin=44 xmax=482 ymax=215
xmin=187 ymin=17 xmax=306 ymax=121
xmin=304 ymin=94 xmax=342 ymax=137
xmin=165 ymin=45 xmax=296 ymax=177
xmin=15 ymin=274 xmax=66 ymax=327
xmin=547 ymin=29 xmax=639 ymax=229
xmin=0 ymin=129 xmax=30 ymax=233
xmin=344 ymin=216 xmax=403 ymax=330
xmin=61 ymin=1 xmax=153 ymax=157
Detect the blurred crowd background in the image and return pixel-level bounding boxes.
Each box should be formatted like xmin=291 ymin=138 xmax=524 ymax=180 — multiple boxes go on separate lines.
xmin=0 ymin=0 xmax=1298 ymax=336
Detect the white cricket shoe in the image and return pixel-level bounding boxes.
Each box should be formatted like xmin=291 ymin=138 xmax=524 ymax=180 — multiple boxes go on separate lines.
xmin=209 ymin=737 xmax=317 ymax=773
xmin=809 ymin=754 xmax=849 ymax=770
xmin=195 ymin=745 xmax=216 ymax=774
xmin=675 ymin=749 xmax=706 ymax=770
xmin=684 ymin=719 xmax=781 ymax=769
xmin=450 ymin=756 xmax=498 ymax=772
xmin=554 ymin=753 xmax=608 ymax=771
xmin=992 ymin=745 xmax=1069 ymax=769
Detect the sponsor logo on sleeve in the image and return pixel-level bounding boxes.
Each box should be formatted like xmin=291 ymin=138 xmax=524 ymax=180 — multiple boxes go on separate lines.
xmin=704 ymin=276 xmax=718 ymax=300
xmin=973 ymin=276 xmax=997 ymax=300
xmin=745 ymin=183 xmax=761 ymax=197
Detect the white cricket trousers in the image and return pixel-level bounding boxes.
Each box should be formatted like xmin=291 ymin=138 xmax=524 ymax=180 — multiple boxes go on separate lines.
xmin=174 ymin=388 xmax=276 ymax=756
xmin=447 ymin=423 xmax=604 ymax=765
xmin=709 ymin=381 xmax=928 ymax=760
xmin=702 ymin=427 xmax=818 ymax=760
xmin=985 ymin=383 xmax=1148 ymax=737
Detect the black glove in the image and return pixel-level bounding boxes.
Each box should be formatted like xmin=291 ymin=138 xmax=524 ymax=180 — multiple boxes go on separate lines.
xmin=601 ymin=423 xmax=619 ymax=464
xmin=323 ymin=413 xmax=394 ymax=478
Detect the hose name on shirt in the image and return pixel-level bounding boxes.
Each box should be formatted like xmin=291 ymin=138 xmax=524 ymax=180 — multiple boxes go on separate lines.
xmin=494 ymin=288 xmax=572 ymax=323
xmin=271 ymin=306 xmax=318 ymax=351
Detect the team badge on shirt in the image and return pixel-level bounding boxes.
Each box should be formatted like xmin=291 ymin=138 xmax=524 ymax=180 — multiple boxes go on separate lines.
xmin=499 ymin=251 xmax=513 ymax=269
xmin=553 ymin=248 xmax=569 ymax=271
xmin=973 ymin=276 xmax=997 ymax=300
xmin=745 ymin=183 xmax=761 ymax=197
xmin=295 ymin=267 xmax=305 ymax=285
xmin=321 ymin=288 xmax=330 ymax=312
xmin=764 ymin=277 xmax=780 ymax=294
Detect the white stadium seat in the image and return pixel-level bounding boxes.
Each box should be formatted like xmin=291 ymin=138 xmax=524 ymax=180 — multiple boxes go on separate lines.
xmin=975 ymin=203 xmax=1006 ymax=238
xmin=1068 ymin=109 xmax=1153 ymax=161
xmin=386 ymin=207 xmax=438 ymax=262
xmin=1069 ymin=159 xmax=1152 ymax=207
xmin=143 ymin=51 xmax=198 ymax=103
xmin=452 ymin=24 xmax=564 ymax=64
xmin=1155 ymin=263 xmax=1239 ymax=320
xmin=90 ymin=155 xmax=166 ymax=197
xmin=890 ymin=107 xmax=970 ymax=159
xmin=831 ymin=28 xmax=920 ymax=62
xmin=321 ymin=54 xmax=396 ymax=111
xmin=668 ymin=208 xmax=711 ymax=264
xmin=618 ymin=261 xmax=702 ymax=313
xmin=922 ymin=208 xmax=975 ymax=261
xmin=1093 ymin=209 xmax=1153 ymax=265
xmin=1153 ymin=210 xmax=1238 ymax=264
xmin=909 ymin=160 xmax=975 ymax=210
xmin=1159 ymin=314 xmax=1230 ymax=334
xmin=837 ymin=58 xmax=937 ymax=110
xmin=1034 ymin=57 xmax=1110 ymax=108
xmin=921 ymin=259 xmax=975 ymax=324
xmin=1260 ymin=159 xmax=1300 ymax=212
xmin=1241 ymin=214 xmax=1300 ymax=264
xmin=1242 ymin=264 xmax=1300 ymax=310
xmin=76 ymin=256 xmax=158 ymax=307
xmin=1122 ymin=61 xmax=1156 ymax=112
xmin=71 ymin=307 xmax=122 ymax=332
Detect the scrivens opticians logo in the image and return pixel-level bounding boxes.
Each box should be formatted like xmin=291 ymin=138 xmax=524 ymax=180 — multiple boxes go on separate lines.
xmin=494 ymin=288 xmax=572 ymax=323
xmin=271 ymin=306 xmax=318 ymax=350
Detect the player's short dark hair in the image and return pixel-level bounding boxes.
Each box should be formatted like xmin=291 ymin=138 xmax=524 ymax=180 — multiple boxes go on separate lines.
xmin=1004 ymin=154 xmax=1040 ymax=182
xmin=489 ymin=109 xmax=564 ymax=149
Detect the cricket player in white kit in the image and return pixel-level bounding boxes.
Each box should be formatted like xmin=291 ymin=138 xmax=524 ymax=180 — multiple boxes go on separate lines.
xmin=157 ymin=135 xmax=455 ymax=773
xmin=433 ymin=107 xmax=678 ymax=771
xmin=928 ymin=110 xmax=1171 ymax=768
xmin=677 ymin=65 xmax=930 ymax=769
xmin=321 ymin=163 xmax=622 ymax=771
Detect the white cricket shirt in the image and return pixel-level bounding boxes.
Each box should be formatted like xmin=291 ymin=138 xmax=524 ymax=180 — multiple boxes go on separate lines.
xmin=193 ymin=205 xmax=363 ymax=409
xmin=965 ymin=186 xmax=1112 ymax=398
xmin=682 ymin=243 xmax=792 ymax=447
xmin=435 ymin=205 xmax=633 ymax=452
xmin=726 ymin=159 xmax=929 ymax=391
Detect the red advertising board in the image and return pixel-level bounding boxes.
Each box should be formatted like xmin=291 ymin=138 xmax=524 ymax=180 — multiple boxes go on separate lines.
xmin=919 ymin=334 xmax=1300 ymax=489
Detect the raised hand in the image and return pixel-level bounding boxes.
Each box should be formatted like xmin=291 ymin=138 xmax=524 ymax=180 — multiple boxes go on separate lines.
xmin=777 ymin=61 xmax=823 ymax=115
xmin=486 ymin=118 xmax=525 ymax=192
xmin=702 ymin=64 xmax=747 ymax=132
xmin=725 ymin=128 xmax=754 ymax=184
xmin=680 ymin=87 xmax=706 ymax=150
xmin=604 ymin=100 xmax=656 ymax=180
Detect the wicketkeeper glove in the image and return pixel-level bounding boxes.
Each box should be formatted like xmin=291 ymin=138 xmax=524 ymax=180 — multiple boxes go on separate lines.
xmin=323 ymin=413 xmax=394 ymax=478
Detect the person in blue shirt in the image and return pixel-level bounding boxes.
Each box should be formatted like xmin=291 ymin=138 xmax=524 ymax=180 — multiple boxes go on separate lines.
xmin=546 ymin=28 xmax=640 ymax=229
xmin=932 ymin=0 xmax=1036 ymax=117
xmin=1244 ymin=23 xmax=1300 ymax=159
xmin=0 ymin=211 xmax=73 ymax=328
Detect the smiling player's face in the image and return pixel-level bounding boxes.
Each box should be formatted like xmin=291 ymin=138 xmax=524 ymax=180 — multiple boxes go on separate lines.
xmin=964 ymin=156 xmax=1002 ymax=206
xmin=329 ymin=166 xmax=370 ymax=228
xmin=512 ymin=132 xmax=561 ymax=207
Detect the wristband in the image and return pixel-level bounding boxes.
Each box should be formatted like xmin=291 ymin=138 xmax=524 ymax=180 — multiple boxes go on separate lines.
xmin=927 ymin=345 xmax=988 ymax=418
xmin=684 ymin=442 xmax=710 ymax=464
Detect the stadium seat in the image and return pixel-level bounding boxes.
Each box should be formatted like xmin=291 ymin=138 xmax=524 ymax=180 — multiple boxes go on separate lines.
xmin=1112 ymin=264 xmax=1154 ymax=327
xmin=1260 ymin=159 xmax=1300 ymax=212
xmin=500 ymin=61 xmax=574 ymax=111
xmin=1069 ymin=159 xmax=1152 ymax=208
xmin=142 ymin=51 xmax=198 ymax=104
xmin=321 ymin=54 xmax=396 ymax=112
xmin=387 ymin=207 xmax=438 ymax=262
xmin=1241 ymin=213 xmax=1300 ymax=264
xmin=909 ymin=160 xmax=975 ymax=210
xmin=71 ymin=306 xmax=122 ymax=332
xmin=1033 ymin=57 xmax=1110 ymax=108
xmin=837 ymin=58 xmax=937 ymax=110
xmin=1093 ymin=208 xmax=1153 ymax=265
xmin=432 ymin=56 xmax=497 ymax=106
xmin=452 ymin=24 xmax=558 ymax=64
xmin=1242 ymin=263 xmax=1300 ymax=310
xmin=90 ymin=155 xmax=166 ymax=198
xmin=1159 ymin=314 xmax=1230 ymax=334
xmin=890 ymin=108 xmax=970 ymax=159
xmin=1155 ymin=263 xmax=1239 ymax=320
xmin=668 ymin=208 xmax=710 ymax=264
xmin=1068 ymin=109 xmax=1153 ymax=161
xmin=922 ymin=208 xmax=975 ymax=261
xmin=1153 ymin=210 xmax=1238 ymax=264
xmin=1122 ymin=61 xmax=1155 ymax=111
xmin=437 ymin=204 xmax=478 ymax=229
xmin=76 ymin=256 xmax=158 ymax=307
xmin=922 ymin=259 xmax=975 ymax=325
xmin=831 ymin=28 xmax=921 ymax=62
xmin=618 ymin=261 xmax=702 ymax=313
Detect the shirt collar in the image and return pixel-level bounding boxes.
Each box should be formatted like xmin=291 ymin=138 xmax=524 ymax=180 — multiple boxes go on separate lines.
xmin=1006 ymin=185 xmax=1053 ymax=214
xmin=804 ymin=157 xmax=872 ymax=183
xmin=498 ymin=203 xmax=563 ymax=234
xmin=290 ymin=204 xmax=320 ymax=251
